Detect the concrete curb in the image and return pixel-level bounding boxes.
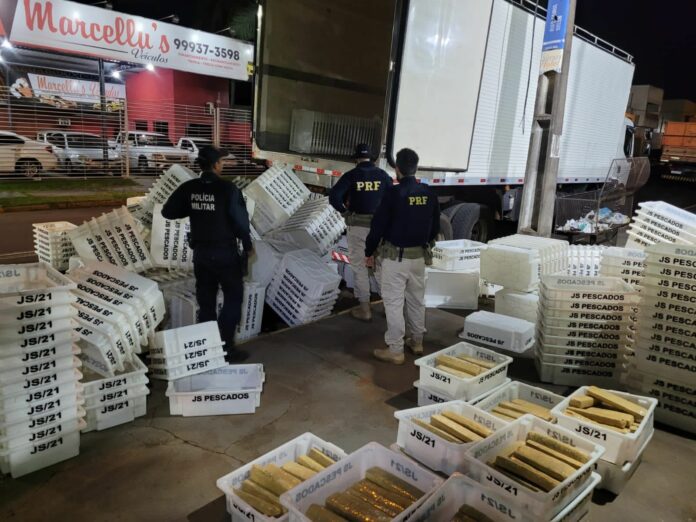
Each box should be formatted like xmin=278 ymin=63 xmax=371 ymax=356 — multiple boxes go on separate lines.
xmin=0 ymin=199 xmax=124 ymax=214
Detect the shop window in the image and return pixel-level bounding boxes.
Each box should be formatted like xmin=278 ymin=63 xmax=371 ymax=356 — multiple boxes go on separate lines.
xmin=135 ymin=120 xmax=148 ymax=131
xmin=153 ymin=121 xmax=169 ymax=135
xmin=186 ymin=123 xmax=213 ymax=139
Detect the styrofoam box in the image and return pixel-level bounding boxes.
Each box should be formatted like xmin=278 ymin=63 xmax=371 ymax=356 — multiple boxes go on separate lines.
xmin=409 ymin=471 xmax=601 ymax=522
xmin=149 ymin=353 xmax=227 ymax=381
xmin=472 ymin=380 xmax=564 ymax=418
xmin=416 ymin=343 xmax=513 ymax=400
xmin=432 ymin=239 xmax=485 ymax=271
xmin=166 ymin=364 xmax=265 ymax=416
xmin=465 ymin=415 xmax=605 ymax=519
xmin=280 ymin=442 xmax=444 ymax=522
xmin=594 ymin=430 xmax=653 ymax=495
xmin=414 ymin=378 xmax=512 ymax=407
xmin=462 ymin=311 xmax=535 ymax=353
xmin=534 ymin=356 xmax=622 ymax=387
xmin=494 ymin=288 xmax=539 ymax=324
xmin=0 ymin=422 xmax=82 ymax=478
xmin=82 ymin=392 xmax=148 ymax=432
xmin=394 ymin=400 xmax=507 ymax=475
xmin=551 ymin=386 xmax=657 ymax=464
xmin=424 ymin=267 xmax=480 ymax=309
xmin=216 ymin=432 xmax=347 ymax=522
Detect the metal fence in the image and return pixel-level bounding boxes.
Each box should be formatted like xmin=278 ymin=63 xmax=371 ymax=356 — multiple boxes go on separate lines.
xmin=0 ymin=85 xmax=261 ymax=179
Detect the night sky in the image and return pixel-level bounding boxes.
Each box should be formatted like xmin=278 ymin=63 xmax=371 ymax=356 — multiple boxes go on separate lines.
xmin=75 ymin=0 xmax=696 ymax=99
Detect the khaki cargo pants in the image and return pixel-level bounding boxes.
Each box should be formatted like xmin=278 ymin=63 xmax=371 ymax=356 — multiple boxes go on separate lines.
xmin=347 ymin=226 xmax=372 ymax=303
xmin=380 ymin=257 xmax=426 ymax=353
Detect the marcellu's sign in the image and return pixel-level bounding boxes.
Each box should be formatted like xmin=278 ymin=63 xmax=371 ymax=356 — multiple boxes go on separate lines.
xmin=4 ymin=0 xmax=254 ymax=80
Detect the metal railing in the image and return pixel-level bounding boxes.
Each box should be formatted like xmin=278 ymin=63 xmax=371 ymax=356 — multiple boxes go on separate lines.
xmin=0 ymin=85 xmax=261 ymax=180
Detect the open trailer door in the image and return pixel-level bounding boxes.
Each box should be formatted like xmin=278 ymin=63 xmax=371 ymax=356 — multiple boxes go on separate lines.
xmin=387 ymin=0 xmax=494 ymax=172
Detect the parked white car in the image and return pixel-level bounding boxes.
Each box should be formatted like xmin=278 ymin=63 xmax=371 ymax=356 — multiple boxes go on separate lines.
xmin=36 ymin=130 xmax=120 ymax=174
xmin=0 ymin=131 xmax=58 ymax=177
xmin=114 ymin=131 xmax=189 ymax=173
xmin=177 ymin=137 xmax=237 ymax=169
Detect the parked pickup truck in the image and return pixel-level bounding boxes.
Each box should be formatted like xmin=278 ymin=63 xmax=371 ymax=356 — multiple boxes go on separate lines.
xmin=37 ymin=130 xmax=120 ymax=174
xmin=177 ymin=136 xmax=236 ymax=169
xmin=114 ymin=131 xmax=189 ymax=174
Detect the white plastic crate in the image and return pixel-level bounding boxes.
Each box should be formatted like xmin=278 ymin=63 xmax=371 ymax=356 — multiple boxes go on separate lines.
xmin=494 ymin=288 xmax=539 ymax=323
xmin=593 ymin=431 xmax=653 ymax=494
xmin=244 ymin=166 xmax=311 ymax=235
xmin=431 ymin=239 xmax=485 ymax=271
xmin=0 ymin=405 xmax=84 ymax=451
xmin=0 ymin=263 xmax=76 ymax=309
xmin=629 ymin=345 xmax=694 ymax=384
xmin=152 ymin=322 xmax=223 ymax=357
xmin=409 ymin=471 xmax=600 ymax=522
xmin=236 ymin=283 xmax=265 ymax=342
xmin=415 ymin=343 xmax=513 ymax=400
xmin=0 ymin=423 xmax=82 ymax=478
xmin=82 ymin=392 xmax=148 ymax=432
xmin=149 ymin=203 xmax=195 ymax=271
xmin=81 ymin=357 xmax=149 ymax=398
xmin=637 ymin=201 xmax=696 ymax=232
xmin=472 ymin=381 xmax=564 ymax=418
xmin=149 ymin=350 xmax=227 ymax=381
xmin=465 ymin=415 xmax=605 ymax=519
xmin=149 ymin=343 xmax=226 ymax=369
xmin=247 ymin=240 xmax=283 ymax=286
xmin=0 ymin=355 xmax=80 ymax=389
xmin=632 ymin=215 xmax=696 ymax=245
xmin=0 ymin=342 xmax=78 ymax=374
xmin=279 ymin=442 xmax=444 ymax=522
xmin=461 ymin=311 xmax=535 ymax=354
xmin=551 ymin=386 xmax=657 ymax=464
xmin=539 ymin=275 xmax=640 ymax=307
xmin=394 ymin=400 xmax=507 ymax=475
xmin=424 ymin=268 xmax=480 ymax=309
xmin=166 ymin=364 xmax=264 ymax=416
xmin=414 ymin=378 xmax=512 ymax=408
xmin=564 ymin=245 xmax=604 ymax=277
xmin=534 ymin=356 xmax=623 ymax=387
xmin=216 ymin=432 xmax=347 ymax=522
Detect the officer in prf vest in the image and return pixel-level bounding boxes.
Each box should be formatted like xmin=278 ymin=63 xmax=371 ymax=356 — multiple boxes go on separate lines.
xmin=162 ymin=146 xmax=251 ymax=363
xmin=329 ymin=143 xmax=392 ymax=321
xmin=365 ymin=148 xmax=440 ymax=364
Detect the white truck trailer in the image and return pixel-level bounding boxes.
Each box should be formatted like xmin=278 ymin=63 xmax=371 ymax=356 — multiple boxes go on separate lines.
xmin=251 ymin=0 xmax=635 ymax=240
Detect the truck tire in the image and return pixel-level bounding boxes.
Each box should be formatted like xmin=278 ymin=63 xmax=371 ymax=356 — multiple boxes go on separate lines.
xmin=451 ymin=202 xmax=490 ymax=243
xmin=438 ymin=213 xmax=453 ymax=241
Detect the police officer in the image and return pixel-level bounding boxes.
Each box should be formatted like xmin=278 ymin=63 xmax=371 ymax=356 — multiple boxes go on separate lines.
xmin=329 ymin=143 xmax=392 ymax=321
xmin=162 ymin=146 xmax=251 ymax=363
xmin=364 ymin=148 xmax=440 ymax=364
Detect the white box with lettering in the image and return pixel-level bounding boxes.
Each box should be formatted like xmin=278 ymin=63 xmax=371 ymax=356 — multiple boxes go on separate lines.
xmin=551 ymin=386 xmax=657 ymax=464
xmin=409 ymin=471 xmax=600 ymax=522
xmin=394 ymin=400 xmax=507 ymax=475
xmin=461 ymin=311 xmax=535 ymax=354
xmin=471 ymin=380 xmax=564 ymax=419
xmin=415 ymin=342 xmax=513 ymax=400
xmin=280 ymin=442 xmax=444 ymax=522
xmin=166 ymin=364 xmax=264 ymax=416
xmin=217 ymin=432 xmax=347 ymax=522
xmin=465 ymin=416 xmax=605 ymax=519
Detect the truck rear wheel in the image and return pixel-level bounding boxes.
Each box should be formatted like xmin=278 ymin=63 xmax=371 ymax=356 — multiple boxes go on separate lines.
xmin=449 ymin=202 xmax=490 ymax=242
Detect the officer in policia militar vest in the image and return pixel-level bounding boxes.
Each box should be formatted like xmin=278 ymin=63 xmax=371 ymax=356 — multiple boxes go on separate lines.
xmin=162 ymin=146 xmax=251 ymax=363
xmin=364 ymin=148 xmax=440 ymax=365
xmin=329 ymin=143 xmax=392 ymax=321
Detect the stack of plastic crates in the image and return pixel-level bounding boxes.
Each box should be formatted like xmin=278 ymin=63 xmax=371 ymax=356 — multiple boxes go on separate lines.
xmin=149 ymin=322 xmax=227 ymax=381
xmin=243 ymin=166 xmax=310 ymax=234
xmin=33 ymin=222 xmax=77 ymax=272
xmin=81 ymin=357 xmax=150 ymax=432
xmin=623 ymin=242 xmax=696 ymax=434
xmin=481 ymin=234 xmax=569 ymax=292
xmin=600 ymin=247 xmax=647 ymax=287
xmin=67 ymin=207 xmax=154 ymax=272
xmin=0 ymin=263 xmax=84 ymax=478
xmin=266 ymin=249 xmax=341 ymax=326
xmin=128 ymin=164 xmax=196 ymax=228
xmin=535 ymin=275 xmax=639 ymax=387
xmin=265 ymin=196 xmax=345 ymax=256
xmin=67 ymin=262 xmax=166 ymax=374
xmin=626 ymin=201 xmax=696 ymax=249
xmin=564 ymin=245 xmax=605 ymax=276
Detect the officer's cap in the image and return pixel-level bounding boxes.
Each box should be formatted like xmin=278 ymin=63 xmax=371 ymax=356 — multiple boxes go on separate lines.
xmin=352 ymin=143 xmax=371 ymax=159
